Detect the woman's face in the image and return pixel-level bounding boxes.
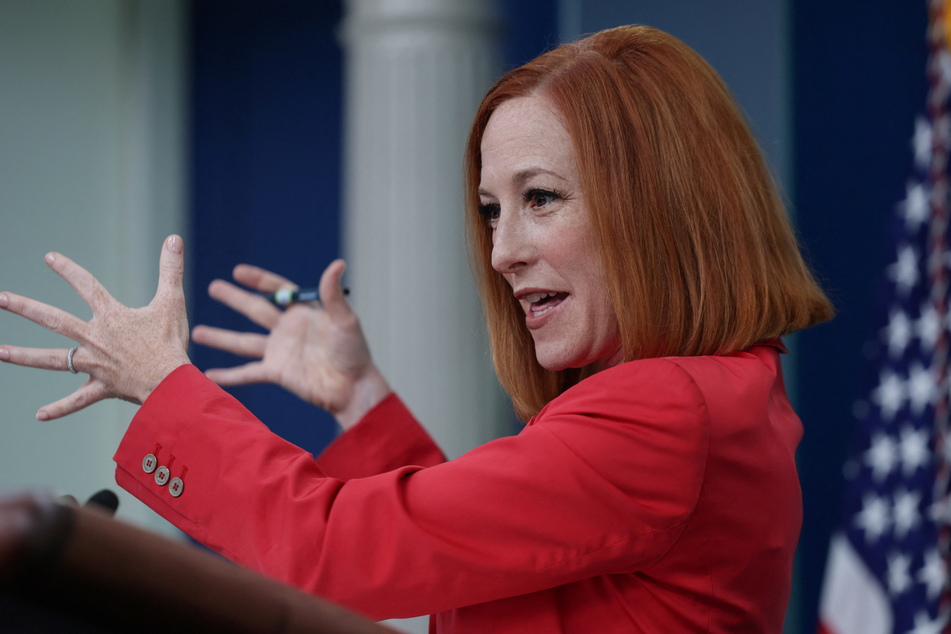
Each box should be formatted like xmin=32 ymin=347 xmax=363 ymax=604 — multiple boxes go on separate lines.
xmin=479 ymin=94 xmax=622 ymax=372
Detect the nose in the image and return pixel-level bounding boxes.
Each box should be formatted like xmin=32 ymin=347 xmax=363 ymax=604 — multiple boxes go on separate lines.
xmin=490 ymin=210 xmax=534 ymax=275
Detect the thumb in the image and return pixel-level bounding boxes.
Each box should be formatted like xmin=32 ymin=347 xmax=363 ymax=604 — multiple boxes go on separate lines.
xmin=319 ymin=259 xmax=351 ymax=320
xmin=155 ymin=235 xmax=185 ymax=303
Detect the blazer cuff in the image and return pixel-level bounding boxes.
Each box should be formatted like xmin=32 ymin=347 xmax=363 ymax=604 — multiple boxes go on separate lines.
xmin=317 ymin=393 xmax=446 ymax=479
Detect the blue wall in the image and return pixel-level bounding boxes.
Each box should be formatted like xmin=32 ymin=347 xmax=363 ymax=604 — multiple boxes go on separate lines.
xmin=189 ymin=0 xmax=344 ymax=454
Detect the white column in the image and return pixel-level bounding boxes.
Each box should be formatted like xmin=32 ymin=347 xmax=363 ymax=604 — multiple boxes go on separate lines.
xmin=340 ymin=0 xmax=509 ymax=460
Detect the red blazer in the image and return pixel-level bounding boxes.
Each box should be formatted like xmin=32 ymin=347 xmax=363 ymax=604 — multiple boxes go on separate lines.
xmin=114 ymin=341 xmax=801 ymax=633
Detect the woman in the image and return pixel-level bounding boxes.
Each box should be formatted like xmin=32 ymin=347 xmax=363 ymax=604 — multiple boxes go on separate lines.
xmin=0 ymin=26 xmax=832 ymax=632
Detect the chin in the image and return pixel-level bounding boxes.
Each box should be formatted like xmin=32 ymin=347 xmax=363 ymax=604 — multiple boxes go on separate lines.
xmin=533 ymin=339 xmax=621 ymax=373
xmin=533 ymin=348 xmax=589 ymax=372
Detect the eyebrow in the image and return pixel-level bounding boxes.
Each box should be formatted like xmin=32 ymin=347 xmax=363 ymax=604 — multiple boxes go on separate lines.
xmin=478 ymin=167 xmax=567 ymax=197
xmin=512 ymin=167 xmax=566 ymax=185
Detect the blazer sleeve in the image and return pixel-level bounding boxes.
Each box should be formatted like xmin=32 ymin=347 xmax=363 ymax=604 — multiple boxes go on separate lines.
xmin=315 ymin=393 xmax=447 ymax=481
xmin=114 ymin=362 xmax=709 ymax=620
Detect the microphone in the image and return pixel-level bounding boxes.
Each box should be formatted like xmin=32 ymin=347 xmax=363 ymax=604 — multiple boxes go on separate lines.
xmin=84 ymin=489 xmax=119 ymax=516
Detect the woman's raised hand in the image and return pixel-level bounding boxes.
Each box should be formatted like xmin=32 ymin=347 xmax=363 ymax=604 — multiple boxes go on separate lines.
xmin=0 ymin=236 xmax=192 ymax=420
xmin=190 ymin=260 xmax=390 ymax=430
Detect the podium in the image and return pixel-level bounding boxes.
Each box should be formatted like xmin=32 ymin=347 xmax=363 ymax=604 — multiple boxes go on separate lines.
xmin=0 ymin=492 xmax=394 ymax=633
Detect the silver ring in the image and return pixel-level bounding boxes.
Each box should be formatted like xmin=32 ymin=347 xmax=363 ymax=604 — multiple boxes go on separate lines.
xmin=66 ymin=346 xmax=78 ymax=374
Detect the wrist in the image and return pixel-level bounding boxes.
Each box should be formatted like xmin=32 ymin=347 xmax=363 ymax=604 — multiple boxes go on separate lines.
xmin=135 ymin=355 xmax=192 ymax=404
xmin=334 ymin=366 xmax=392 ymax=431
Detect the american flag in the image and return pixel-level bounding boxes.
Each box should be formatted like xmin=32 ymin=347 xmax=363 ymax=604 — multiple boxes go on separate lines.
xmin=817 ymin=2 xmax=951 ymax=633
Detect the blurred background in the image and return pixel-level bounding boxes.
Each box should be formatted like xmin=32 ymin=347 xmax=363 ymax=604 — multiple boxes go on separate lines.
xmin=0 ymin=0 xmax=928 ymax=632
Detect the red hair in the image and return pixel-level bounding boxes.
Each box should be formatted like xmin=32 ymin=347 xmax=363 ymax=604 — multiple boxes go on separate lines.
xmin=465 ymin=26 xmax=833 ymax=421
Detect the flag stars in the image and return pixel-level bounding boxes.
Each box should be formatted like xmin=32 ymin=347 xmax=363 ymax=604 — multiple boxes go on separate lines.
xmin=901 ymin=181 xmax=930 ymax=232
xmin=884 ymin=308 xmax=913 ymax=358
xmin=917 ymin=549 xmax=947 ymax=600
xmin=855 ymin=494 xmax=891 ymax=543
xmin=898 ymin=426 xmax=931 ymax=476
xmin=907 ymin=363 xmax=937 ymax=414
xmin=916 ymin=303 xmax=941 ymax=350
xmin=872 ymin=369 xmax=907 ymax=421
xmin=887 ymin=244 xmax=920 ymax=296
xmin=865 ymin=433 xmax=898 ymax=481
xmin=907 ymin=610 xmax=947 ymax=634
xmin=887 ymin=551 xmax=913 ymax=595
xmin=913 ymin=116 xmax=933 ymax=170
xmin=891 ymin=488 xmax=922 ymax=539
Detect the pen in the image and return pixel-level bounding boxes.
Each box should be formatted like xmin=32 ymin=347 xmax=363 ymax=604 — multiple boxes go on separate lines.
xmin=264 ymin=287 xmax=349 ymax=308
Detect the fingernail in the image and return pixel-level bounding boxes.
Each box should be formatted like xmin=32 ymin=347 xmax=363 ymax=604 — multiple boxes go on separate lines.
xmin=45 ymin=253 xmax=55 ymax=265
xmin=0 ymin=347 xmax=9 ymax=361
xmin=0 ymin=293 xmax=7 ymax=308
xmin=167 ymin=235 xmax=182 ymax=253
xmin=36 ymin=410 xmax=49 ymax=422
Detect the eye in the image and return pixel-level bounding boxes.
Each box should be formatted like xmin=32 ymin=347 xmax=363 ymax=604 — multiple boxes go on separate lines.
xmin=478 ymin=202 xmax=501 ymax=224
xmin=524 ymin=188 xmax=561 ymax=208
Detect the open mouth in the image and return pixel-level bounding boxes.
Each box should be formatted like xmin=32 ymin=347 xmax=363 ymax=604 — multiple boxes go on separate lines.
xmin=526 ymin=291 xmax=569 ymax=317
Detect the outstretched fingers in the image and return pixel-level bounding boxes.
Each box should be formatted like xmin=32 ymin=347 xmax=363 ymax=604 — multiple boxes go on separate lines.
xmin=1 ymin=237 xmax=194 ymax=417
xmin=0 ymin=292 xmax=85 ymax=340
xmin=0 ymin=345 xmax=76 ymax=372
xmin=207 ymin=279 xmax=282 ymax=330
xmin=44 ymin=252 xmax=114 ymax=314
xmin=191 ymin=325 xmax=267 ymax=359
xmin=232 ymin=264 xmax=298 ymax=294
xmin=203 ymin=361 xmax=268 ymax=387
xmin=36 ymin=380 xmax=111 ymax=421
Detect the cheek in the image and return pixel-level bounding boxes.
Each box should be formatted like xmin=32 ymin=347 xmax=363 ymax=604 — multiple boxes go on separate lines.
xmin=555 ymin=211 xmax=599 ymax=265
xmin=574 ymin=252 xmax=616 ymax=327
xmin=564 ymin=234 xmax=605 ymax=287
xmin=545 ymin=230 xmax=590 ymax=269
xmin=590 ymin=285 xmax=618 ymax=333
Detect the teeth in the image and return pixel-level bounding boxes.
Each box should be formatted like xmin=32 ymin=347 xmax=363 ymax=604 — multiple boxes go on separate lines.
xmin=526 ymin=292 xmax=556 ymax=304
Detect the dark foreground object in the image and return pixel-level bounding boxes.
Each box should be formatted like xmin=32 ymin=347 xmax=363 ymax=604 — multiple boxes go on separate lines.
xmin=0 ymin=492 xmax=393 ymax=633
